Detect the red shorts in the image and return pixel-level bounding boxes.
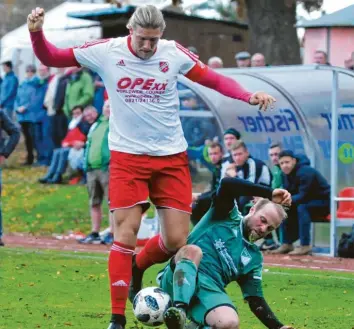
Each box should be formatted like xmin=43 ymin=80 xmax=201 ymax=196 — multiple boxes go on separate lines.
xmin=109 ymin=151 xmax=192 ymax=213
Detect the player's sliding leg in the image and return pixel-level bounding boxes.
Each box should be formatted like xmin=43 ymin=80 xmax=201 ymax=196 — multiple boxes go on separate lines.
xmin=164 ymin=245 xmax=203 ymax=329
xmin=130 ymin=208 xmax=190 ymax=302
xmin=108 ymin=206 xmax=143 ymax=329
xmin=205 ymin=306 xmax=240 ymax=329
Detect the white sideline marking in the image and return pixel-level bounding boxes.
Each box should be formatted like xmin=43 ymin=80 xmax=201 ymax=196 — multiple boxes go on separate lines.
xmin=264 ymin=270 xmax=354 ymax=281
xmin=2 ymin=248 xmax=354 ymax=278
xmin=264 ymin=262 xmax=354 ymax=273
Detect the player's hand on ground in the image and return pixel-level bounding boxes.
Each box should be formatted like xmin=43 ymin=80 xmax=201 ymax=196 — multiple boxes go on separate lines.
xmin=272 ymin=188 xmax=291 ymax=207
xmin=27 ymin=7 xmax=45 ymax=32
xmin=249 ymin=91 xmax=276 ymax=111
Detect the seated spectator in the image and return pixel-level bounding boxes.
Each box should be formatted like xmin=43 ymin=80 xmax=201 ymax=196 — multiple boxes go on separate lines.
xmin=190 ymin=141 xmax=224 ymax=226
xmin=79 ymin=100 xmax=111 ymax=244
xmin=220 ymin=128 xmax=241 ymax=179
xmin=272 ymin=150 xmax=330 ymax=255
xmin=38 ymin=105 xmax=93 ymax=184
xmin=0 ymin=109 xmax=20 ymax=247
xmin=225 ymin=139 xmax=272 ymax=212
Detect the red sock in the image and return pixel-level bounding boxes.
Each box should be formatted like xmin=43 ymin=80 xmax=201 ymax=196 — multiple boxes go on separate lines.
xmin=109 ymin=241 xmax=135 ymax=315
xmin=136 ymin=234 xmax=174 ymax=270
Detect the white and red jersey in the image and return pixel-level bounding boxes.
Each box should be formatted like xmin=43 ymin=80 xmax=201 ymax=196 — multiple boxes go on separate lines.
xmin=73 ymin=36 xmax=207 ymax=156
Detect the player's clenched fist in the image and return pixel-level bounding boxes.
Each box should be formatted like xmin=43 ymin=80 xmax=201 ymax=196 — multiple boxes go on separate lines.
xmin=27 ymin=7 xmax=45 ymax=32
xmin=249 ymin=91 xmax=276 ymax=111
xmin=272 ymin=188 xmax=291 ymax=207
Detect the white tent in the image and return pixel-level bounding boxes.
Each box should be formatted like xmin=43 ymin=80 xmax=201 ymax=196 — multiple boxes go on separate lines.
xmin=0 ymin=1 xmax=111 ymax=80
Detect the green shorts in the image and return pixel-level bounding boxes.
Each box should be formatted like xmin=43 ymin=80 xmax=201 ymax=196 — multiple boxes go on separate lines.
xmin=157 ymin=263 xmax=236 ymax=325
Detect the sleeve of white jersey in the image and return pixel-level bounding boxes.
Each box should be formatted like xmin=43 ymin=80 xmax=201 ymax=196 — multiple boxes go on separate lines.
xmin=173 ymin=42 xmax=200 ymax=75
xmin=73 ymin=39 xmax=111 ymax=74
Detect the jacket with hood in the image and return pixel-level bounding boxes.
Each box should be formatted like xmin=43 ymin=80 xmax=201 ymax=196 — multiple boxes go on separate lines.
xmin=282 ymin=154 xmax=330 ymax=204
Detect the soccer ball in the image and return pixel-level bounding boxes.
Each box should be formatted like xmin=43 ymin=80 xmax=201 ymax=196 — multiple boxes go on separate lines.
xmin=133 ymin=287 xmax=172 ymax=327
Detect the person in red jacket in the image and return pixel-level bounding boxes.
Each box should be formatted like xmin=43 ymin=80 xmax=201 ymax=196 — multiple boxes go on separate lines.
xmin=38 ymin=105 xmax=87 ymax=184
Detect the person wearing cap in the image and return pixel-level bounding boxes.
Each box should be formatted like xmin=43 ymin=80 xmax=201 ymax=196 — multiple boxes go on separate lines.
xmin=235 ymin=51 xmax=251 ymax=68
xmin=0 ymin=61 xmax=19 ymax=120
xmin=220 ymin=127 xmax=241 ymax=179
xmin=272 ymin=150 xmax=330 ymax=255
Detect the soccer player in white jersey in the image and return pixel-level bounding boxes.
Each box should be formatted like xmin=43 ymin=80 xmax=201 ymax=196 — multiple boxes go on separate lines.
xmin=28 ymin=5 xmax=276 ymax=329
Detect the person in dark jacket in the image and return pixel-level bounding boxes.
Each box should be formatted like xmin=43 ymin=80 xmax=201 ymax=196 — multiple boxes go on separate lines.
xmin=0 ymin=110 xmax=20 ymax=246
xmin=0 ymin=61 xmax=18 ymax=120
xmin=191 ymin=142 xmax=223 ymax=226
xmin=272 ymin=150 xmax=330 ymax=255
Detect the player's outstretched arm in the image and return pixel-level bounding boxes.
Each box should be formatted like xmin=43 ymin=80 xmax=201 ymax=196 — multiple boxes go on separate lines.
xmin=245 ymin=296 xmax=294 ymax=329
xmin=28 ymin=7 xmax=78 ymax=68
xmin=190 ymin=67 xmax=276 ymax=111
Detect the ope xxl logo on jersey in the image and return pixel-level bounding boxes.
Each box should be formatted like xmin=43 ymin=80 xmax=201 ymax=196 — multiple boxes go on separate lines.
xmin=116 ymin=77 xmax=169 ymax=92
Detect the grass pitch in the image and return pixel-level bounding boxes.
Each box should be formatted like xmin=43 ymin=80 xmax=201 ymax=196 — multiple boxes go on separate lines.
xmin=0 ymin=248 xmax=353 ymax=329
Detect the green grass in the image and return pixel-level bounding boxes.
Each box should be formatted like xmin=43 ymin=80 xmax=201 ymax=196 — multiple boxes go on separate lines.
xmin=0 ymin=248 xmax=353 ymax=329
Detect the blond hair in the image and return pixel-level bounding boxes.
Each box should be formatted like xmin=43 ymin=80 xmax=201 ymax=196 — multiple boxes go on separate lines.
xmin=126 ymin=5 xmax=166 ymax=31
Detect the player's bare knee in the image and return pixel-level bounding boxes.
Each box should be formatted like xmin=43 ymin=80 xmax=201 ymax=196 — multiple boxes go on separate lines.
xmin=213 ymin=319 xmax=239 ymax=329
xmin=175 ymin=245 xmax=203 ymax=265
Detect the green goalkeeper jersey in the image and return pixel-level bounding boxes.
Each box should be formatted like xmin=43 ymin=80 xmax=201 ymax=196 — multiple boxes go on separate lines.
xmin=186 ymin=178 xmax=274 ymax=298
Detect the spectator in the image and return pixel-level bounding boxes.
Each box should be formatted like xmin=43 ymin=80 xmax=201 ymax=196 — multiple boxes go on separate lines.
xmin=38 ymin=105 xmax=92 ymax=184
xmin=225 ymin=139 xmax=272 ymax=214
xmin=313 ymin=50 xmax=330 ymax=65
xmin=163 ymin=0 xmax=184 ymax=13
xmin=63 ymin=68 xmax=94 ymax=118
xmin=0 ymin=109 xmax=20 ymax=246
xmin=33 ymin=64 xmax=53 ymax=166
xmin=273 ymin=150 xmax=330 ymax=255
xmin=220 ymin=128 xmax=241 ymax=179
xmin=79 ymin=100 xmax=112 ymax=244
xmin=207 ymin=56 xmax=223 ymax=69
xmin=15 ymin=64 xmax=38 ymax=165
xmin=187 ymin=46 xmax=198 ymax=56
xmin=235 ymin=51 xmax=251 ymax=68
xmin=268 ymin=142 xmax=283 ymax=189
xmin=0 ymin=61 xmax=18 ymax=120
xmin=92 ymin=73 xmax=105 ymax=115
xmin=191 ymin=141 xmax=224 ymax=226
xmin=251 ymin=53 xmax=266 ymax=67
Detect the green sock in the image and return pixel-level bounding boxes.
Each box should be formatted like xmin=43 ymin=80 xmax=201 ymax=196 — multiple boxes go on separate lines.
xmin=173 ymin=259 xmax=197 ymax=308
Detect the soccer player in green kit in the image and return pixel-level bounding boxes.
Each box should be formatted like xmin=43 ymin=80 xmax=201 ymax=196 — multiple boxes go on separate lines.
xmin=158 ymin=177 xmax=294 ymax=329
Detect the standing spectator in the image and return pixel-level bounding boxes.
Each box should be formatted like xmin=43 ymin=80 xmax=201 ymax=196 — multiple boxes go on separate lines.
xmin=63 ymin=68 xmax=94 ymax=118
xmin=15 ymin=64 xmax=38 ymax=165
xmin=251 ymin=53 xmax=266 ymax=67
xmin=220 ymin=128 xmax=241 ymax=179
xmin=0 ymin=110 xmax=20 ymax=246
xmin=79 ymin=100 xmax=111 ymax=244
xmin=92 ymin=73 xmax=105 ymax=115
xmin=235 ymin=51 xmax=251 ymax=68
xmin=207 ymin=57 xmax=223 ymax=69
xmin=0 ymin=61 xmax=18 ymax=120
xmin=313 ymin=50 xmax=330 ymax=65
xmin=190 ymin=142 xmax=223 ymax=226
xmin=273 ymin=150 xmax=330 ymax=255
xmin=33 ymin=64 xmax=52 ymax=166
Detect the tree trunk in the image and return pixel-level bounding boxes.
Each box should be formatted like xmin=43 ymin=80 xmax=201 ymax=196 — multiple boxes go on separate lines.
xmin=245 ymin=0 xmax=301 ymax=65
